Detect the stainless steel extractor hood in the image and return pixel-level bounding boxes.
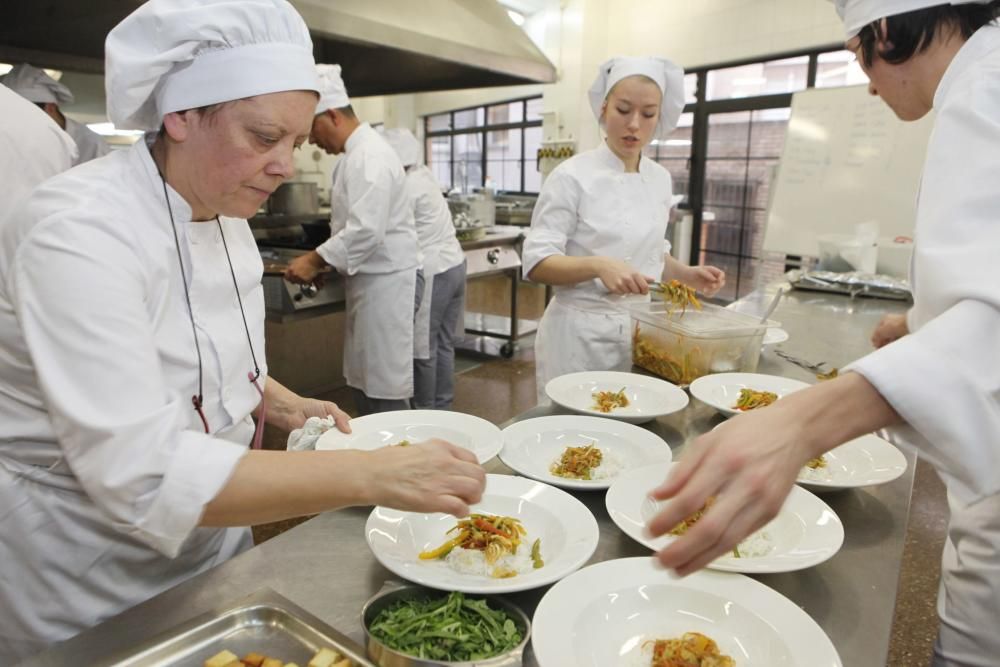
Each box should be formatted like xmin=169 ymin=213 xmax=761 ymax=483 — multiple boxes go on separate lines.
xmin=0 ymin=0 xmax=556 ymax=94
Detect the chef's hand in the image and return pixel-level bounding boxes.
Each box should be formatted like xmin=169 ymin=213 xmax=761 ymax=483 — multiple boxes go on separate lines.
xmin=284 ymin=250 xmax=327 ymax=285
xmin=365 ymin=439 xmax=486 ymax=517
xmin=647 ymin=404 xmax=814 ymax=575
xmin=274 ymin=396 xmax=352 ymax=434
xmin=595 ymin=257 xmax=655 ymax=295
xmin=678 ymin=264 xmax=726 ymax=297
xmin=871 ymin=313 xmax=909 ymax=349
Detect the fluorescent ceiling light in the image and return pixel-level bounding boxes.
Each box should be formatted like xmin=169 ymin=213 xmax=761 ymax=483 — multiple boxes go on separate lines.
xmin=87 ymin=122 xmax=144 ymax=137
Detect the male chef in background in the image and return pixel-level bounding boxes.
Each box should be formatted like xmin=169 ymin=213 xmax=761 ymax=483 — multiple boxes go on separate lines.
xmin=2 ymin=63 xmax=110 ymax=165
xmin=286 ymin=64 xmax=421 ymax=415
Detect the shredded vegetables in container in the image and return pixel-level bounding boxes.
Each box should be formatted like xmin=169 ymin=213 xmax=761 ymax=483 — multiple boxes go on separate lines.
xmin=550 ymin=443 xmax=603 ymax=480
xmin=733 ymin=388 xmax=778 ymax=411
xmin=368 ymin=591 xmax=522 ymax=662
xmin=806 ymin=455 xmax=827 ymax=469
xmin=646 ymin=631 xmax=735 ymax=667
xmin=633 ymin=325 xmax=706 ymax=386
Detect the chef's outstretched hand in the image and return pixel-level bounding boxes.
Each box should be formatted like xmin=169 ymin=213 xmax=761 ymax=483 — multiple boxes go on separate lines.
xmin=682 ymin=264 xmax=726 ymax=297
xmin=365 ymin=439 xmax=486 ymax=517
xmin=646 ymin=405 xmax=812 ymax=575
xmin=284 ymin=250 xmax=328 ymax=285
xmin=595 ymin=257 xmax=655 ymax=295
xmin=871 ymin=313 xmax=909 ymax=349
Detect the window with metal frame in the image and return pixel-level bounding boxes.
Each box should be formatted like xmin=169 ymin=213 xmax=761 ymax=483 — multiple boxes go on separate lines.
xmin=666 ymin=46 xmax=866 ymax=301
xmin=424 ymin=96 xmax=544 ymax=194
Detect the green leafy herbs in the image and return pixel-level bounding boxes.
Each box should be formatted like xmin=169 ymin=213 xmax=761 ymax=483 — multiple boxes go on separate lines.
xmin=368 ymin=591 xmax=523 ymax=661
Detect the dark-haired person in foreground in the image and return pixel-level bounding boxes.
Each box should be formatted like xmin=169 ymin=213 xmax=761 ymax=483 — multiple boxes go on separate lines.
xmin=650 ymin=2 xmax=1000 ymax=665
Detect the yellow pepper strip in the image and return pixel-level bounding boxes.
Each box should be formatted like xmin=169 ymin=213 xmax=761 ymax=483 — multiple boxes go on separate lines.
xmin=418 ymin=530 xmax=469 ymax=560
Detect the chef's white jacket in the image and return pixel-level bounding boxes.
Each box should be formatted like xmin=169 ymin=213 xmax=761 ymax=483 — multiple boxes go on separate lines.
xmin=849 ymin=25 xmax=1000 ymax=665
xmin=522 ymin=141 xmax=673 ymax=395
xmin=316 ymin=123 xmax=420 ymax=275
xmin=65 ymin=116 xmax=112 ymax=165
xmin=405 ymin=164 xmax=464 ymax=278
xmin=0 ymin=85 xmax=76 ymax=230
xmin=0 ymin=136 xmax=261 ymax=661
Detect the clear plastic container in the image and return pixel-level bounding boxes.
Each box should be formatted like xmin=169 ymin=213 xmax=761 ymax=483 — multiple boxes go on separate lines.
xmin=628 ymin=301 xmax=778 ymax=386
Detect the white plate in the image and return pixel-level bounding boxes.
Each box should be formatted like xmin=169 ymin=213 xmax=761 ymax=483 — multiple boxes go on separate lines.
xmin=606 ymin=463 xmax=844 ymax=573
xmin=763 ymin=327 xmax=790 ymax=345
xmin=689 ymin=372 xmax=811 ymax=417
xmin=315 ymin=409 xmax=502 ymax=464
xmin=499 ymin=416 xmax=673 ymax=490
xmin=797 ymin=433 xmax=908 ymax=492
xmin=532 ymin=557 xmax=842 ymax=667
xmin=365 ymin=474 xmax=599 ymax=593
xmin=545 ymin=371 xmax=689 ymax=424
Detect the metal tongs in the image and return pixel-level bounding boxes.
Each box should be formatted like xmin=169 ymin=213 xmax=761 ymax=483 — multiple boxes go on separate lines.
xmin=774 ymin=349 xmax=840 ymax=380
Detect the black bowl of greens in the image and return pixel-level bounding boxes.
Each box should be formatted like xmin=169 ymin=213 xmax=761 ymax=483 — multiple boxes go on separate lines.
xmin=361 ymin=584 xmax=531 ymax=666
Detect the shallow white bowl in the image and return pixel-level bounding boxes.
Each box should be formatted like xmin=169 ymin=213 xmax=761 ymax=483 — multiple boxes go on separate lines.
xmin=545 ymin=371 xmax=689 ymax=424
xmin=797 ymin=433 xmax=908 ymax=492
xmin=532 ymin=557 xmax=841 ymax=667
xmin=366 ymin=474 xmax=599 ymax=594
xmin=315 ymin=409 xmax=502 ymax=464
xmin=606 ymin=463 xmax=844 ymax=574
xmin=499 ymin=415 xmax=672 ymax=490
xmin=688 ymin=372 xmax=811 ymax=417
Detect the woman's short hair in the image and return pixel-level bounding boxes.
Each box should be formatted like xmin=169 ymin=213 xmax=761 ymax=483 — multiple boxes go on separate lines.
xmin=859 ymin=1 xmax=1000 ymax=66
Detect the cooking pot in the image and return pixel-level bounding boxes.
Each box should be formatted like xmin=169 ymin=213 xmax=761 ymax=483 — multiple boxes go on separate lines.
xmin=268 ymin=181 xmax=319 ymax=215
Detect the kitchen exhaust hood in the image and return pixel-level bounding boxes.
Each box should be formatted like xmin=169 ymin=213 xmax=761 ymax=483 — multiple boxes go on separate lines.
xmin=0 ymin=0 xmax=556 ymax=94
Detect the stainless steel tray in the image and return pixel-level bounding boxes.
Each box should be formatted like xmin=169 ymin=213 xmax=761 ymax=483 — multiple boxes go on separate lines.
xmin=102 ymin=588 xmax=374 ymax=667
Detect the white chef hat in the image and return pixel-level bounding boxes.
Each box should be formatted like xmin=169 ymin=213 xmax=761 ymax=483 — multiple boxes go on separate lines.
xmin=831 ymin=0 xmax=994 ymax=37
xmin=588 ymin=56 xmax=686 ymax=140
xmin=104 ymin=0 xmax=320 ymax=131
xmin=314 ymin=64 xmax=351 ymax=115
xmin=382 ymin=128 xmax=421 ymax=167
xmin=1 ymin=63 xmax=74 ymax=105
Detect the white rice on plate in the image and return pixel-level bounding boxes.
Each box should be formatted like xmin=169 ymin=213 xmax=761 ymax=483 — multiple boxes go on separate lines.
xmin=444 ymin=544 xmax=537 ymax=578
xmin=732 ymin=529 xmax=773 ymax=558
xmin=798 ymin=464 xmax=835 ymax=482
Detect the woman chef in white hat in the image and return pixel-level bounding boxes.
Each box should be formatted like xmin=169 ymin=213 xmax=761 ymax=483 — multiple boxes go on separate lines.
xmin=522 ymin=56 xmax=725 ymax=401
xmin=0 ymin=0 xmax=484 ymax=661
xmin=649 ymin=3 xmax=1000 ymax=665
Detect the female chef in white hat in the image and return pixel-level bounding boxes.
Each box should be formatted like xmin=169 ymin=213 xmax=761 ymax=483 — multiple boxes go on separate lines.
xmin=0 ymin=0 xmax=483 ymax=661
xmin=650 ymin=3 xmax=1000 ymax=665
xmin=522 ymin=56 xmax=725 ymax=400
xmin=383 ymin=127 xmax=467 ymax=410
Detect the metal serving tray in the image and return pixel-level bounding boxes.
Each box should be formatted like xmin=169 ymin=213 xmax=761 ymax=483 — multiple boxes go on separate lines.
xmin=103 ymin=588 xmax=374 ymax=667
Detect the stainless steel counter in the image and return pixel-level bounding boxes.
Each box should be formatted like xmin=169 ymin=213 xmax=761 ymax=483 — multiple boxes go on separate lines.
xmin=22 ymin=285 xmax=915 ymax=667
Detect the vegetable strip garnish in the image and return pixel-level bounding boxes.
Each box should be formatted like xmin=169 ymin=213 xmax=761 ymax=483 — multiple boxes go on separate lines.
xmin=550 ymin=443 xmax=603 ymax=480
xmin=592 ymin=387 xmax=629 ymax=413
xmin=419 ymin=514 xmax=539 ymax=578
xmin=646 ymin=632 xmax=735 ymax=667
xmin=656 ymin=279 xmax=702 ymax=316
xmin=733 ymin=388 xmax=778 ymax=411
xmin=368 ymin=591 xmax=522 ymax=661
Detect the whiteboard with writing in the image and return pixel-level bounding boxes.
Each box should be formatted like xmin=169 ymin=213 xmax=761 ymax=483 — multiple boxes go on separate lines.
xmin=763 ymin=84 xmax=935 ymax=257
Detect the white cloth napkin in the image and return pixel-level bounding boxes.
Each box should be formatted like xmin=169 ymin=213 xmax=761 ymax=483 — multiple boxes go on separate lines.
xmin=286 ymin=415 xmax=338 ymax=451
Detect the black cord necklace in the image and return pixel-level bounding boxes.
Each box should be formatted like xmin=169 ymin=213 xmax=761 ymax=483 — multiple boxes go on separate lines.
xmin=158 ymin=169 xmax=261 ymax=435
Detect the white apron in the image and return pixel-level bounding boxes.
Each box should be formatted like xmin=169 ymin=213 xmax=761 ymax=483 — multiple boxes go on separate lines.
xmin=414 ymin=264 xmax=434 ymax=360
xmin=344 ymin=269 xmax=417 ymax=399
